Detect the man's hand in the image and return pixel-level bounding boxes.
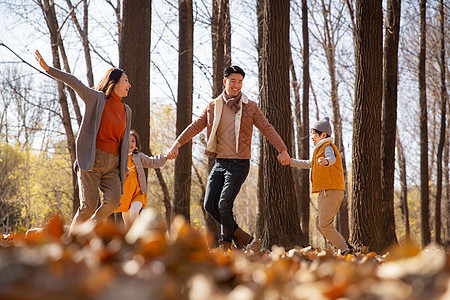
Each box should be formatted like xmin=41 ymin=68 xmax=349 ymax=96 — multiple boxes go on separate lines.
xmin=166 ymin=141 xmax=180 ymax=160
xmin=277 ymin=150 xmax=291 ymax=166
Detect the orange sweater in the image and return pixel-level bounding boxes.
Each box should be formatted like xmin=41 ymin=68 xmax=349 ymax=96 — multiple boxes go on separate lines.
xmin=96 ymin=91 xmax=126 ymax=156
xmin=311 ymin=141 xmax=345 ymax=193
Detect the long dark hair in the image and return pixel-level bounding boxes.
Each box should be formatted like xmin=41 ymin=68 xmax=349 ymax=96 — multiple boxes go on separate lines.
xmin=130 ymin=130 xmax=141 ymax=154
xmin=95 ymin=68 xmax=124 ymax=97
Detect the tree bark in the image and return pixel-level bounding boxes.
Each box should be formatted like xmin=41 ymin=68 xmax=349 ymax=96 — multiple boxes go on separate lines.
xmin=147 ymin=149 xmax=172 ymax=229
xmin=256 ymin=0 xmax=265 ymax=240
xmin=66 ymin=0 xmax=94 ymax=88
xmin=320 ymin=0 xmax=349 ymax=240
xmin=396 ymin=132 xmax=410 ymax=238
xmin=380 ymin=0 xmax=401 ymax=249
xmin=350 ymin=0 xmax=384 ymax=252
xmin=298 ymin=0 xmax=310 ymax=245
xmin=344 ymin=0 xmax=355 ymax=39
xmin=41 ymin=0 xmax=79 ymax=216
xmin=260 ymin=0 xmax=304 ymax=250
xmin=445 ymin=98 xmax=449 ymax=249
xmin=119 ymin=0 xmax=151 ymax=157
xmin=434 ymin=0 xmax=446 ymax=245
xmin=212 ymin=0 xmax=225 ymax=99
xmin=289 ymin=50 xmax=308 ymax=242
xmin=173 ymin=0 xmax=193 ymax=220
xmin=209 ymin=0 xmax=229 ymax=246
xmin=418 ymin=0 xmax=431 ymax=246
xmin=224 ymin=0 xmax=231 ymax=67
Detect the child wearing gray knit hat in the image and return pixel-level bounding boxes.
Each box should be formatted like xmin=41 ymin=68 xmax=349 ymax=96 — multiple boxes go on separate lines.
xmin=311 ymin=117 xmax=332 ymax=137
xmin=289 ymin=116 xmax=354 ymax=255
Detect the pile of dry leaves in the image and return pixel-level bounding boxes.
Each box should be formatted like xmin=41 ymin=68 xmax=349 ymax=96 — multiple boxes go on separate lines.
xmin=0 ymin=209 xmax=448 ymax=300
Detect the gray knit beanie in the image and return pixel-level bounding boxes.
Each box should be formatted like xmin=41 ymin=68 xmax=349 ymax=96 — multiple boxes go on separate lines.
xmin=311 ymin=117 xmax=332 ymax=137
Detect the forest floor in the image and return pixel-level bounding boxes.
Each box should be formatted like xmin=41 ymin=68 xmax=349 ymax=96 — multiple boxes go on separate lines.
xmin=0 ymin=210 xmax=449 ymax=300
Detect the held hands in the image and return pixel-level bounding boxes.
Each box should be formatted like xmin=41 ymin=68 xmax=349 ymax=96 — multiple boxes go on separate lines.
xmin=34 ymin=50 xmax=49 ymax=71
xmin=277 ymin=150 xmax=291 ymax=166
xmin=166 ymin=141 xmax=180 ymax=160
xmin=167 ymin=143 xmax=292 ymax=164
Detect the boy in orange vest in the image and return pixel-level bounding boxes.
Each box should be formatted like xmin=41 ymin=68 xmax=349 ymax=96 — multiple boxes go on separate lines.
xmin=290 ymin=117 xmax=353 ymax=255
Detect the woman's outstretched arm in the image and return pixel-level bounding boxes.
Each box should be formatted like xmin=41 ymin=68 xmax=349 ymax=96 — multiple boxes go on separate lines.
xmin=35 ymin=50 xmax=97 ymax=102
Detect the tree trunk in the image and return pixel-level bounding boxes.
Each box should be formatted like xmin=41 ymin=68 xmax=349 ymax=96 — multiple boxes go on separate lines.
xmin=259 ymin=0 xmax=303 ymax=250
xmin=147 ymin=149 xmax=172 ymax=229
xmin=118 ymin=0 xmax=151 ymax=228
xmin=66 ymin=0 xmax=94 ymax=88
xmin=435 ymin=0 xmax=446 ymax=245
xmin=344 ymin=0 xmax=355 ymax=39
xmin=445 ymin=97 xmax=450 ymax=249
xmin=320 ymin=0 xmax=349 ymax=240
xmin=298 ymin=0 xmax=310 ymax=245
xmin=224 ymin=0 xmax=231 ymax=67
xmin=256 ymin=0 xmax=265 ymax=240
xmin=119 ymin=0 xmax=151 ymax=157
xmin=173 ymin=0 xmax=193 ymax=221
xmin=396 ymin=132 xmax=410 ymax=238
xmin=445 ymin=100 xmax=449 ymax=249
xmin=41 ymin=0 xmax=79 ymax=217
xmin=192 ymin=162 xmax=218 ymax=246
xmin=208 ymin=0 xmax=229 ymax=245
xmin=380 ymin=0 xmax=401 ymax=249
xmin=212 ymin=0 xmax=225 ymax=99
xmin=350 ymin=0 xmax=384 ymax=252
xmin=418 ymin=0 xmax=431 ymax=246
xmin=289 ymin=50 xmax=308 ymax=242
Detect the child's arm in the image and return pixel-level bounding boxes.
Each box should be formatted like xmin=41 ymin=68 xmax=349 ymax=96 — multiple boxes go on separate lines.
xmin=318 ymin=145 xmax=337 ymax=166
xmin=138 ymin=153 xmax=167 ymax=169
xmin=290 ymin=158 xmax=312 ymax=169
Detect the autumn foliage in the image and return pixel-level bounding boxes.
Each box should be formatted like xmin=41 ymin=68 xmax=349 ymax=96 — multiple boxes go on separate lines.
xmin=0 ymin=210 xmax=448 ymax=300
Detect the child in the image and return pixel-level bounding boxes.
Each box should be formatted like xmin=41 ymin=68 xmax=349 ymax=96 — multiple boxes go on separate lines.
xmin=290 ymin=117 xmax=353 ymax=255
xmin=115 ymin=130 xmax=167 ymax=229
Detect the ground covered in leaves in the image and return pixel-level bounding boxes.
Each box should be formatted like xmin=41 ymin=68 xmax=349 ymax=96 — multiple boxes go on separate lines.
xmin=0 ymin=209 xmax=449 ymax=300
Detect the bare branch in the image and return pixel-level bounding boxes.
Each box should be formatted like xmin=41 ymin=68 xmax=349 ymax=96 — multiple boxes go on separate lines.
xmin=57 ymin=0 xmax=83 ymax=33
xmin=0 ymin=43 xmax=53 ymax=79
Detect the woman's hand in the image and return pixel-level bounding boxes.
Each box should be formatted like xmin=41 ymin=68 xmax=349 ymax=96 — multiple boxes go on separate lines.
xmin=35 ymin=50 xmax=49 ymax=71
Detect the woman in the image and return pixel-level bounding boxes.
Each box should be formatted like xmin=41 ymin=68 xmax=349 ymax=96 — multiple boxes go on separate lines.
xmin=35 ymin=50 xmax=132 ymax=234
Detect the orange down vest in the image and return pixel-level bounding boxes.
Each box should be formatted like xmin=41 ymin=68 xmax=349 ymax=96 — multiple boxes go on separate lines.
xmin=310 ymin=141 xmax=345 ymax=193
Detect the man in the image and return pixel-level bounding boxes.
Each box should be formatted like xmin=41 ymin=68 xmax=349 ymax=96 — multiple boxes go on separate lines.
xmin=167 ymin=66 xmax=290 ymax=250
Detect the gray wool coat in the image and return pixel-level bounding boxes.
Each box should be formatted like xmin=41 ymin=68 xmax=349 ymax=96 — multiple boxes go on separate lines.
xmin=47 ymin=67 xmax=132 ymax=192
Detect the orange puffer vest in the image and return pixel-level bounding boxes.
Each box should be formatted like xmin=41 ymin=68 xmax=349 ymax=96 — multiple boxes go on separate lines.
xmin=311 ymin=141 xmax=345 ymax=193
